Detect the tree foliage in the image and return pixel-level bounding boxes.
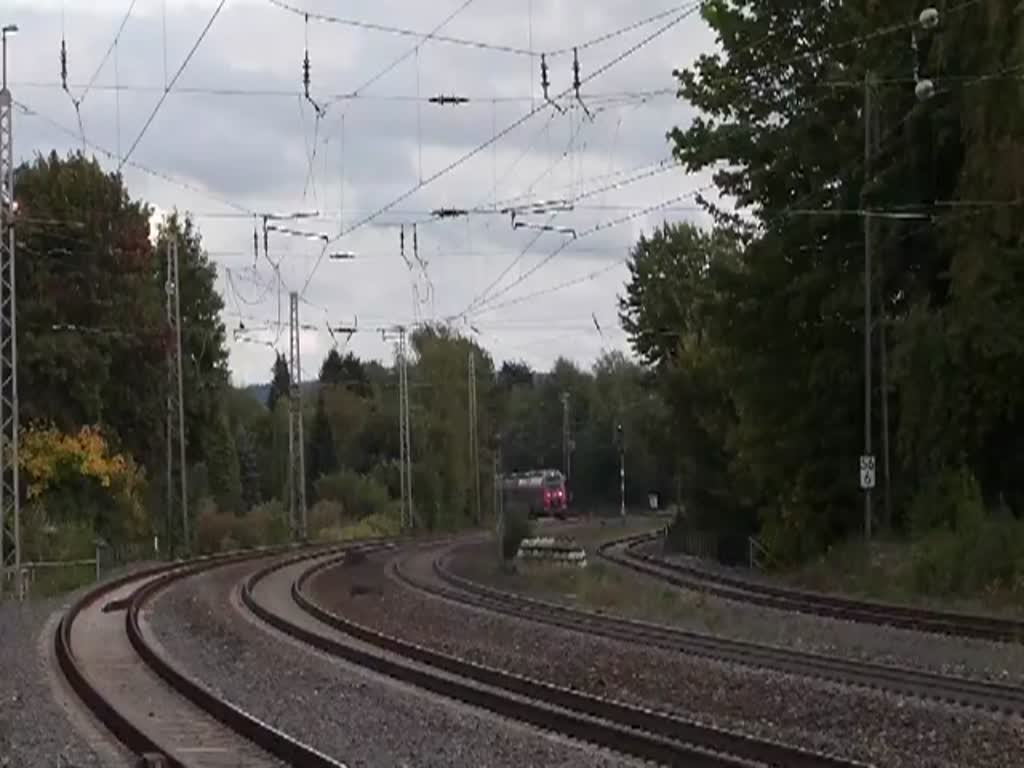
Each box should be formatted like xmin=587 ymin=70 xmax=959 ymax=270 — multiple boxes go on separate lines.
xmin=14 ymin=152 xmax=236 ymax=552
xmin=616 ymin=0 xmax=1024 ymax=563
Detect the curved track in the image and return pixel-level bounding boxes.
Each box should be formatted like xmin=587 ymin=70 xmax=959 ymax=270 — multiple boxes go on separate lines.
xmin=56 ymin=548 xmax=347 ymax=768
xmin=601 ymin=532 xmax=1024 ymax=643
xmin=244 ymin=543 xmax=870 ymax=768
xmin=406 ymin=542 xmax=1024 ymax=714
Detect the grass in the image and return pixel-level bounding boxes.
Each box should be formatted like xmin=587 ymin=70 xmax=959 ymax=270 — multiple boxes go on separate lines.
xmin=518 ymin=560 xmax=715 ymax=625
xmin=13 ymin=562 xmax=98 ymax=599
xmin=458 ymin=516 xmax=720 ymax=628
xmin=314 ymin=512 xmax=402 ymax=543
xmin=779 ymin=536 xmax=1024 ymax=618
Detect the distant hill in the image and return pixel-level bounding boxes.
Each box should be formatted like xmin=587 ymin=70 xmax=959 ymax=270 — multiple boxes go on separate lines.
xmin=239 ymin=381 xmax=320 ymax=408
xmin=241 ymin=383 xmax=271 ymax=406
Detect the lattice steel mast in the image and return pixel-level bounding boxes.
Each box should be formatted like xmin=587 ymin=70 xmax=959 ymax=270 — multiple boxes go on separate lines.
xmin=288 ymin=291 xmax=307 ymax=541
xmin=0 ymin=25 xmax=21 ymax=595
xmin=165 ymin=238 xmax=188 ymax=556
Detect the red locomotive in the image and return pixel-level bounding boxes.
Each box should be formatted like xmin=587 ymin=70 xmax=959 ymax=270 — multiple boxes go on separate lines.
xmin=501 ymin=469 xmax=568 ymax=519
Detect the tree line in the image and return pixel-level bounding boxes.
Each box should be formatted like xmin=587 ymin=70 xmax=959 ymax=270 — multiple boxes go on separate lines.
xmin=241 ymin=338 xmax=678 ymax=540
xmin=619 ymin=1 xmax=1024 ymax=589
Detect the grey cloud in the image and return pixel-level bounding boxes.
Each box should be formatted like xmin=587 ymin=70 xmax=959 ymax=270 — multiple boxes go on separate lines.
xmin=10 ymin=0 xmax=715 ymax=383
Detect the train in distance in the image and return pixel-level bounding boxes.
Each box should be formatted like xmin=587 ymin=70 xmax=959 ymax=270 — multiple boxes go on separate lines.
xmin=501 ymin=469 xmax=569 ymax=518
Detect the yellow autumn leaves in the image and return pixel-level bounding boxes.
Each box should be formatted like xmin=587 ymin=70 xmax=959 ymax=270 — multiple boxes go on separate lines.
xmin=19 ymin=424 xmax=144 ymax=509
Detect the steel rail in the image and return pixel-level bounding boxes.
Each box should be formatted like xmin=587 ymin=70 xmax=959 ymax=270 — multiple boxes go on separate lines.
xmin=56 ymin=545 xmax=351 ymax=767
xmin=602 ymin=532 xmax=1024 ymax=643
xmin=418 ymin=547 xmax=1024 ymax=713
xmin=243 ymin=551 xmax=869 ymax=768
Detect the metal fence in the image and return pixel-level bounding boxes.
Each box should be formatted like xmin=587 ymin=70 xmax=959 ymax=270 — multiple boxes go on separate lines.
xmin=2 ymin=539 xmax=156 ymax=600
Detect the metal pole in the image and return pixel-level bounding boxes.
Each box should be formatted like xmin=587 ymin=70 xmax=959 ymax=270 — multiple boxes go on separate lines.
xmin=397 ymin=331 xmax=407 ymax=529
xmin=1 ymin=58 xmax=21 ymax=595
xmin=172 ymin=241 xmax=188 ymax=553
xmin=468 ymin=350 xmax=481 ymax=525
xmin=165 ymin=246 xmax=175 ymax=558
xmin=561 ymin=392 xmax=570 ymax=484
xmin=863 ymin=72 xmax=874 ymax=541
xmin=403 ymin=329 xmax=413 ymax=527
xmin=880 ymin=307 xmax=892 ymax=529
xmin=288 ymin=292 xmax=306 ymax=541
xmin=614 ymin=450 xmax=622 ymax=524
xmin=874 ymin=94 xmax=892 ymax=531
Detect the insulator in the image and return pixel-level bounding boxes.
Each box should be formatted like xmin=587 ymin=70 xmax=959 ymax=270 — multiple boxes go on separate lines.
xmin=60 ymin=40 xmax=68 ymax=90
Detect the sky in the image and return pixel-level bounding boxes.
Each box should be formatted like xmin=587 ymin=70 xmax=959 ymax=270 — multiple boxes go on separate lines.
xmin=5 ymin=0 xmax=718 ymax=385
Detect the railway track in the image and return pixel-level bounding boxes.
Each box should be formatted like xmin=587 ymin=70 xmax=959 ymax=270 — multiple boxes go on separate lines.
xmin=56 ymin=547 xmax=348 ymax=768
xmin=244 ymin=546 xmax=871 ymax=768
xmin=408 ymin=543 xmax=1024 ymax=714
xmin=601 ymin=531 xmax=1024 ymax=644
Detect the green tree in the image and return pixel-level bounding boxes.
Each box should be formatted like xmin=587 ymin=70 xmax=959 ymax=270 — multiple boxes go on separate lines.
xmin=267 ymin=353 xmax=290 ymax=412
xmin=204 ymin=408 xmax=242 ymax=514
xmin=320 ymin=349 xmax=370 ymax=395
xmin=16 ymin=152 xmax=164 ymax=466
xmin=155 ymin=213 xmax=231 ymax=466
xmin=306 ymin=391 xmax=339 ymax=499
xmin=235 ymin=423 xmax=262 ymax=511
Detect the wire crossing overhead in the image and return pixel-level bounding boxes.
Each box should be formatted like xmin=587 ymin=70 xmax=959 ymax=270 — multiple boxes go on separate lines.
xmin=119 ymin=0 xmax=228 ymax=169
xmin=302 ymin=4 xmax=697 ymax=294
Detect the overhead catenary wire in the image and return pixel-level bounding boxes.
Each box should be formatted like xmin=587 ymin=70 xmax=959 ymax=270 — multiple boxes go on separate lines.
xmin=464 ymin=182 xmax=717 ymax=318
xmin=13 ymin=80 xmax=678 ymax=105
xmin=79 ymin=0 xmax=140 ymax=108
xmin=302 ymin=3 xmax=699 ymax=295
xmin=14 ymin=99 xmax=255 ymax=216
xmin=119 ymin=0 xmax=228 ymax=170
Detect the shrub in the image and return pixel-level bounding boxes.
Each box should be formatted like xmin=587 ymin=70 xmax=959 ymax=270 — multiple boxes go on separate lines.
xmin=309 ymin=500 xmax=345 ymax=536
xmin=317 ymin=511 xmax=401 ymax=542
xmin=197 ymin=498 xmax=291 ymax=553
xmin=908 ymin=470 xmax=1024 ymax=596
xmin=908 ymin=466 xmax=985 ymax=539
xmin=195 ymin=499 xmax=235 ymax=555
xmin=315 ymin=469 xmax=395 ymax=520
xmin=241 ymin=499 xmax=289 ymax=547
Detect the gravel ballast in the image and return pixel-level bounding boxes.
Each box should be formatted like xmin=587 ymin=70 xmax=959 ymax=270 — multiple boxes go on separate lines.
xmin=148 ymin=558 xmax=642 ymax=768
xmin=0 ymin=596 xmax=129 ymax=768
xmin=309 ymin=546 xmax=1024 ymax=768
xmin=631 ymin=545 xmax=1024 ymax=685
xmin=460 ymin=534 xmax=1024 ymax=685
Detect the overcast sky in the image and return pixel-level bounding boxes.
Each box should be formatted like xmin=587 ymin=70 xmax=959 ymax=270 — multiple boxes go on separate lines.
xmin=6 ymin=0 xmax=717 ymax=385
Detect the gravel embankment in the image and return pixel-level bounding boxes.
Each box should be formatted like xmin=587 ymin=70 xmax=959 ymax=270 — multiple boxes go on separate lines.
xmin=309 ymin=549 xmax=1024 ymax=768
xmin=632 ymin=545 xmax=1024 ymax=684
xmin=457 ymin=536 xmax=1024 ymax=685
xmin=148 ymin=559 xmax=642 ymax=768
xmin=0 ymin=595 xmax=128 ymax=768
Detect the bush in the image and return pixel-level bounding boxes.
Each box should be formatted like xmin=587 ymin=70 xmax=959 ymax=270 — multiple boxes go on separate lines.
xmin=317 ymin=511 xmax=402 ymax=542
xmin=309 ymin=500 xmax=345 ymax=536
xmin=196 ymin=498 xmax=291 ymax=554
xmin=501 ymin=509 xmax=533 ymax=561
xmin=908 ymin=466 xmax=985 ymax=539
xmin=315 ymin=469 xmax=395 ymax=520
xmin=908 ymin=469 xmax=1024 ymax=595
xmin=241 ymin=499 xmax=290 ymax=547
xmin=195 ymin=499 xmax=235 ymax=555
